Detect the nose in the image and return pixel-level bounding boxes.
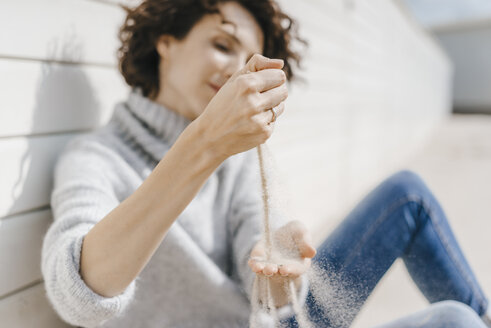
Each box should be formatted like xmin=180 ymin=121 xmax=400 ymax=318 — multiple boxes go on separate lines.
xmin=224 ymin=54 xmax=248 ymax=79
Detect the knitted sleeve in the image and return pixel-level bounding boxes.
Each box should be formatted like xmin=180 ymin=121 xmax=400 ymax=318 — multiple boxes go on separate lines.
xmin=228 ymin=149 xmax=309 ymax=321
xmin=41 ymin=138 xmax=136 ymax=327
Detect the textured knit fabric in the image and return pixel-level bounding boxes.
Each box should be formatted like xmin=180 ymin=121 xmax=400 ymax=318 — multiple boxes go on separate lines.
xmin=41 ymin=91 xmax=308 ymax=328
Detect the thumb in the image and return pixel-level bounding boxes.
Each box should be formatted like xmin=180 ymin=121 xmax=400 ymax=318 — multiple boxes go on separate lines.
xmin=299 ymin=241 xmax=317 ymax=259
xmin=292 ymin=229 xmax=316 ymax=258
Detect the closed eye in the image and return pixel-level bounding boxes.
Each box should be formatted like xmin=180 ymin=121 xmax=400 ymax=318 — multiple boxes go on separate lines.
xmin=214 ymin=42 xmax=231 ymax=53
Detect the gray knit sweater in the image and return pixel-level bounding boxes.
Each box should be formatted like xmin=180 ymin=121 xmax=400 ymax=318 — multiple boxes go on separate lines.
xmin=41 ymin=91 xmax=307 ymax=328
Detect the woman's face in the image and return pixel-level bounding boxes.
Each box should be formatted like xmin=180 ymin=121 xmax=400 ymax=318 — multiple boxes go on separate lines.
xmin=154 ymin=1 xmax=264 ymax=120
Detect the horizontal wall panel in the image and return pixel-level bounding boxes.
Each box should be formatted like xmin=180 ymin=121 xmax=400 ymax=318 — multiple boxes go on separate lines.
xmin=0 ymin=134 xmax=79 ymax=218
xmin=0 ymin=283 xmax=69 ymax=328
xmin=0 ymin=0 xmax=124 ymax=65
xmin=0 ymin=58 xmax=128 ymax=137
xmin=0 ymin=210 xmax=52 ymax=298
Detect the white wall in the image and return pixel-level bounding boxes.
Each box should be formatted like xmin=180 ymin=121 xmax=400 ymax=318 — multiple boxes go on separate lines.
xmin=0 ymin=0 xmax=451 ymax=326
xmin=0 ymin=0 xmax=128 ymax=326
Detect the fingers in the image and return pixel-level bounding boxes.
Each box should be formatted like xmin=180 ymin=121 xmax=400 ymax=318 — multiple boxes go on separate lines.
xmin=248 ymin=240 xmax=312 ymax=279
xmin=258 ymin=102 xmax=285 ymax=125
xmin=248 ymin=241 xmax=268 ymax=273
xmin=252 ymin=69 xmax=286 ymax=93
xmin=249 ymin=258 xmax=311 ymax=279
xmin=274 ymin=102 xmax=286 ymax=117
xmin=248 ymin=258 xmax=265 ymax=273
xmin=278 ymin=259 xmax=311 ymax=278
xmin=230 ymin=54 xmax=283 ymax=81
xmin=269 ymin=102 xmax=285 ymax=123
xmin=243 ymin=54 xmax=284 ymax=74
xmin=248 ymin=258 xmax=278 ymax=276
xmin=230 ymin=55 xmax=285 ymax=93
xmin=258 ymin=83 xmax=288 ymax=112
xmin=263 ymin=263 xmax=278 ymax=276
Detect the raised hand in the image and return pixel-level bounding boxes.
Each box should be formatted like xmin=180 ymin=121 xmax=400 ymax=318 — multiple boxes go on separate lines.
xmin=195 ymin=54 xmax=288 ymax=160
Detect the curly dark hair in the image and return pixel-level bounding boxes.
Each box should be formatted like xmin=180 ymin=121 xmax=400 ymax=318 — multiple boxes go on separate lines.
xmin=118 ymin=0 xmax=306 ymax=98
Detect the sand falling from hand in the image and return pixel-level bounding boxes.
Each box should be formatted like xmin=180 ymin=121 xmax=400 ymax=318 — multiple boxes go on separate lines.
xmin=249 ymin=144 xmax=312 ymax=328
xmin=249 ymin=145 xmax=359 ymax=328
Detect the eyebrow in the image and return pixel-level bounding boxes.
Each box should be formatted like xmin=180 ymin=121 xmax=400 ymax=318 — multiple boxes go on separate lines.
xmin=215 ymin=26 xmax=242 ymax=46
xmin=215 ymin=26 xmax=258 ymax=61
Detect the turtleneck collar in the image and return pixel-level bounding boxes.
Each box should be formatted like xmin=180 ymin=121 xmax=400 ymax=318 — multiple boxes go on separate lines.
xmin=109 ymin=90 xmax=193 ymax=163
xmin=125 ymin=90 xmax=192 ymax=146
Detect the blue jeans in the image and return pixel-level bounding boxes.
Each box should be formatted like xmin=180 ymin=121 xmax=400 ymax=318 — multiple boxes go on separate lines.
xmin=283 ymin=170 xmax=488 ymax=327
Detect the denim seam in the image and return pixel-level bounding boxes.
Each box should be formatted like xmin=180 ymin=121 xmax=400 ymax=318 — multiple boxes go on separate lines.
xmin=342 ymin=195 xmax=416 ymax=269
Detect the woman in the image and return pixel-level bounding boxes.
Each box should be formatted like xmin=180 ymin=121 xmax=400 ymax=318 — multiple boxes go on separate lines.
xmin=41 ymin=0 xmax=490 ymax=327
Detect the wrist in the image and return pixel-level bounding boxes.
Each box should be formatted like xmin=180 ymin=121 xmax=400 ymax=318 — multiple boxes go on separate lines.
xmin=188 ymin=117 xmax=229 ymax=163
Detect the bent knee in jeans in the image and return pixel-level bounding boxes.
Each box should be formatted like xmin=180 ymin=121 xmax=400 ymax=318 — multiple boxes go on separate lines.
xmin=380 ymin=170 xmax=429 ymax=200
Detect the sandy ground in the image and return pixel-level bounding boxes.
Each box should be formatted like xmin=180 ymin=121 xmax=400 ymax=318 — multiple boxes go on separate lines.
xmin=350 ymin=114 xmax=491 ymax=327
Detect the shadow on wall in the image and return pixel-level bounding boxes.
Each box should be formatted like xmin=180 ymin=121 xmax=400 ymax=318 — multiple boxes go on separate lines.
xmin=33 ymin=39 xmax=101 ymax=133
xmin=0 ymin=32 xmax=104 ymax=326
xmin=8 ymin=35 xmax=101 ymax=227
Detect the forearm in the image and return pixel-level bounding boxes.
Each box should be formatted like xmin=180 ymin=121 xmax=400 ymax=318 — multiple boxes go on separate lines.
xmin=80 ymin=120 xmax=225 ymax=297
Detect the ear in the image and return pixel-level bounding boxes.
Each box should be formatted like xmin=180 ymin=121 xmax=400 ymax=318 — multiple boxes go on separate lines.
xmin=156 ymin=35 xmax=175 ymax=58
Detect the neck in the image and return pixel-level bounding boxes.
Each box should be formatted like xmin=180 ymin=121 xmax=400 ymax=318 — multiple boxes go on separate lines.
xmin=153 ymin=86 xmax=196 ymax=121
